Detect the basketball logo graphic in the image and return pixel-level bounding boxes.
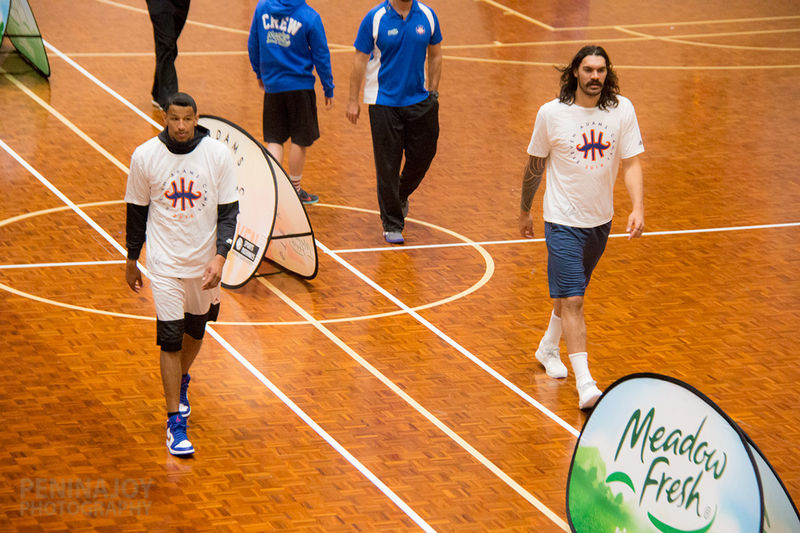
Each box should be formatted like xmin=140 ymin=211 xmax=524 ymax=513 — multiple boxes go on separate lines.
xmin=568 ymin=121 xmax=617 ymax=170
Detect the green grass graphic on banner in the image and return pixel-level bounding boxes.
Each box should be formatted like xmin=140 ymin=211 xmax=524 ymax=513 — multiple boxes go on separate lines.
xmin=569 ymin=446 xmax=650 ymax=532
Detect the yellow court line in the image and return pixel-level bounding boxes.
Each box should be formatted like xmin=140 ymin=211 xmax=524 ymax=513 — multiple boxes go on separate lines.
xmin=474 ymin=0 xmax=554 ymax=31
xmin=0 ymin=281 xmax=154 ymax=321
xmin=95 ymin=0 xmax=248 ymax=35
xmin=614 ymin=26 xmax=800 ymax=52
xmin=0 ymin=199 xmax=494 ymax=325
xmin=558 ymin=14 xmax=800 ymax=32
xmin=91 ymin=0 xmax=800 ymax=57
xmin=63 ymin=24 xmax=800 ymax=58
xmin=442 ymin=54 xmax=800 ymax=70
xmin=97 ymin=0 xmax=800 ymax=36
xmin=1 ymin=70 xmax=130 ymax=174
xmin=442 ymin=27 xmax=800 ymax=50
xmin=0 ymin=201 xmax=118 ymax=228
xmin=476 ymin=0 xmax=800 ymax=32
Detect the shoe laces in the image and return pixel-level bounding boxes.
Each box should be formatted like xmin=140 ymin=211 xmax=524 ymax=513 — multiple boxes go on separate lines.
xmin=179 ymin=375 xmax=190 ymax=402
xmin=168 ymin=415 xmax=188 ymax=438
xmin=541 ymin=345 xmax=560 ymax=360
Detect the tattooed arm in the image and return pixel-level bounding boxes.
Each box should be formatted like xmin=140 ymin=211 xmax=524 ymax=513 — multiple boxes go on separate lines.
xmin=519 ymin=155 xmax=546 ymax=238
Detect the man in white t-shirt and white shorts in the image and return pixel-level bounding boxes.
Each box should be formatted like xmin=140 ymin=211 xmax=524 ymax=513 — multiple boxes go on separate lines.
xmin=518 ymin=45 xmax=645 ymax=409
xmin=125 ymin=92 xmax=239 ymax=455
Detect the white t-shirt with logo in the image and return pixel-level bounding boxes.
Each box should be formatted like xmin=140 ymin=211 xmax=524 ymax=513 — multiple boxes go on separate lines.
xmin=124 ymin=136 xmax=239 ymax=278
xmin=527 ymin=96 xmax=644 ymax=228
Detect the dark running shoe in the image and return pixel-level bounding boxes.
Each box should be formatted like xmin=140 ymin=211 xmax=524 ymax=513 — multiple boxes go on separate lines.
xmin=383 ymin=231 xmax=404 ymax=244
xmin=296 ymin=188 xmax=319 ymax=205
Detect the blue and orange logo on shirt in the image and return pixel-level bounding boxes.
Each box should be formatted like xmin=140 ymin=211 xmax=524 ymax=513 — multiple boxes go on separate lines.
xmin=164 ymin=176 xmax=202 ymax=210
xmin=576 ymin=130 xmax=611 ymax=161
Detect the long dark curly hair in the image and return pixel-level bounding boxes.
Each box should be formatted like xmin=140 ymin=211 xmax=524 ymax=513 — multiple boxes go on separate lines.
xmin=558 ymin=45 xmax=620 ymax=110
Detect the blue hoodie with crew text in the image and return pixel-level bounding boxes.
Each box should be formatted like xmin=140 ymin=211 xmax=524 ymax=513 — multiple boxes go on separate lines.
xmin=247 ymin=0 xmax=334 ymax=98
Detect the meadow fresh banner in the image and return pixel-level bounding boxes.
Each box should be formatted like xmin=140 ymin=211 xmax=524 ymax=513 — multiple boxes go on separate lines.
xmin=567 ymin=374 xmax=763 ymax=533
xmin=744 ymin=437 xmax=800 ymax=532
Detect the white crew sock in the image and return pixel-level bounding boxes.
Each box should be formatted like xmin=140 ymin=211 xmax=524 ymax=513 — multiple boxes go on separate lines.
xmin=538 ymin=310 xmax=562 ymax=348
xmin=569 ymin=352 xmax=593 ymax=386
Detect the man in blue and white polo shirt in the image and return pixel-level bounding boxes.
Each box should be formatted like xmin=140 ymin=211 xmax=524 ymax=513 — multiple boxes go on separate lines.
xmin=346 ymin=0 xmax=443 ymax=244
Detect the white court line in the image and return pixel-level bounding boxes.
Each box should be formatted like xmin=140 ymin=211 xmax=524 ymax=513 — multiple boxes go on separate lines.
xmin=204 ymin=329 xmax=436 ymax=532
xmin=27 ymin=41 xmax=575 ymax=529
xmin=317 ymin=240 xmax=580 ymax=439
xmin=332 ymin=222 xmax=800 ymax=254
xmin=0 ymin=137 xmax=436 ymax=533
xmin=256 ymin=275 xmax=570 ymax=529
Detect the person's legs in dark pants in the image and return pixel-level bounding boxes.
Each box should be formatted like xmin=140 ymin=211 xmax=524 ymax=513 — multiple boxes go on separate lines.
xmin=147 ymin=0 xmax=190 ymax=107
xmin=399 ymin=96 xmax=439 ymax=207
xmin=369 ymin=105 xmax=405 ymax=233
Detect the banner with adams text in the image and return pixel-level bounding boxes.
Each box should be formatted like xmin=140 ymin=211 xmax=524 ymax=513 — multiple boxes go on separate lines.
xmin=567 ymin=373 xmax=763 ymax=533
xmin=198 ymin=115 xmax=317 ymax=288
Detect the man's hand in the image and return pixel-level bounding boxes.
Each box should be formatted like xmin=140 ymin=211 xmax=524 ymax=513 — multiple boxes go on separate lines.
xmin=519 ymin=210 xmax=535 ymax=239
xmin=347 ymin=51 xmax=369 ymax=125
xmin=126 ymin=259 xmax=143 ymax=292
xmin=346 ymin=100 xmax=360 ymax=124
xmin=202 ymin=254 xmax=226 ymax=290
xmin=324 ymin=96 xmax=334 ymax=110
xmin=626 ymin=209 xmax=645 ymax=239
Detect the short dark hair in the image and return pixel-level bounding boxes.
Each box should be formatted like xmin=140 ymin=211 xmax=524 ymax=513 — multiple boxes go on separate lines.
xmin=164 ymin=92 xmax=197 ymax=113
xmin=558 ymin=45 xmax=620 ymax=110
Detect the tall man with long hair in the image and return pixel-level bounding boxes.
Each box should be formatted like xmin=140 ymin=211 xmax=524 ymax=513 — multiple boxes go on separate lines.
xmin=518 ymin=45 xmax=645 ymax=409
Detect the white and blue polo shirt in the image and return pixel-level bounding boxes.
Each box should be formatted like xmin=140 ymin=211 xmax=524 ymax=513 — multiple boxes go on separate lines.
xmin=354 ymin=1 xmax=442 ymax=107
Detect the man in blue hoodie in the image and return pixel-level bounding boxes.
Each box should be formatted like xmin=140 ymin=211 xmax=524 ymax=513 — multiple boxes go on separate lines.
xmin=248 ymin=0 xmax=334 ymax=205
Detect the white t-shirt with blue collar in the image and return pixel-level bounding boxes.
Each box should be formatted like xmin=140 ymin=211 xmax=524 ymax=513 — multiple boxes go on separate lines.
xmin=354 ymin=1 xmax=442 ymax=107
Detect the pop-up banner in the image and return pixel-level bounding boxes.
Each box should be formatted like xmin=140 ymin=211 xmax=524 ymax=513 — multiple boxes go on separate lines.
xmin=743 ymin=433 xmax=800 ymax=532
xmin=0 ymin=0 xmax=50 ymax=77
xmin=198 ymin=115 xmax=318 ymax=288
xmin=567 ymin=373 xmax=798 ymax=532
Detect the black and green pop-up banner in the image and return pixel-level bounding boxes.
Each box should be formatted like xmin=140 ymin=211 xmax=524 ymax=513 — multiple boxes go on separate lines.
xmin=0 ymin=0 xmax=50 ymax=77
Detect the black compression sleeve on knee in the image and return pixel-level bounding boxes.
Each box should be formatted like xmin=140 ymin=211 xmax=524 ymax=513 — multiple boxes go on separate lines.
xmin=157 ymin=318 xmax=184 ymax=352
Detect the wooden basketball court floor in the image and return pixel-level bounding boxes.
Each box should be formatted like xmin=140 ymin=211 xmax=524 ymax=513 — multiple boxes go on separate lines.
xmin=1 ymin=0 xmax=798 ymax=530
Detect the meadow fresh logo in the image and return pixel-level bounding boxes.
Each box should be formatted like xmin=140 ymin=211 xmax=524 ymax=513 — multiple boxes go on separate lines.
xmin=608 ymin=408 xmax=725 ymax=532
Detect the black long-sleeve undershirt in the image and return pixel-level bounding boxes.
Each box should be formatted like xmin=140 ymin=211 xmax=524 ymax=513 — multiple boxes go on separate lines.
xmin=126 ymin=203 xmax=149 ymax=260
xmin=216 ymin=201 xmax=239 ymax=257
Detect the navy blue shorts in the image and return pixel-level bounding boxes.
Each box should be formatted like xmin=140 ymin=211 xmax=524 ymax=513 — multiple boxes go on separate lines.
xmin=545 ymin=221 xmax=612 ymax=298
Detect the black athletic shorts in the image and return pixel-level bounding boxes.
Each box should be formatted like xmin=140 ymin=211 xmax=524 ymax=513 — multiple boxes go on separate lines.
xmin=262 ymin=89 xmax=320 ymax=147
